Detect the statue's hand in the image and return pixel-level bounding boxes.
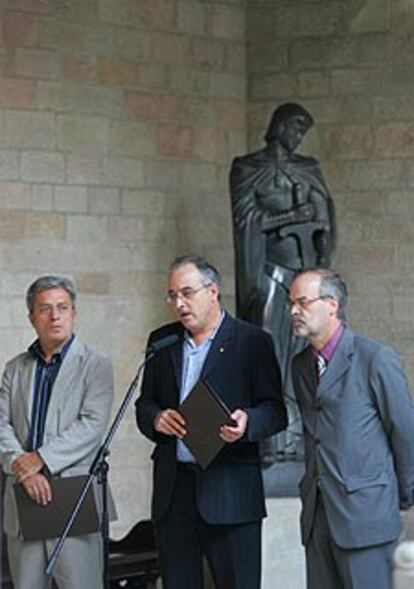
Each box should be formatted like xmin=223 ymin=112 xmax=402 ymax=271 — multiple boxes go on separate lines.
xmin=292 ymin=202 xmax=315 ymax=223
xmin=262 ymin=202 xmax=315 ymax=232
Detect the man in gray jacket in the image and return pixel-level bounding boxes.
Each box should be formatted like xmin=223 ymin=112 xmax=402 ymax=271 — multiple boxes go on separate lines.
xmin=0 ymin=275 xmax=114 ymax=589
xmin=289 ymin=267 xmax=414 ymax=589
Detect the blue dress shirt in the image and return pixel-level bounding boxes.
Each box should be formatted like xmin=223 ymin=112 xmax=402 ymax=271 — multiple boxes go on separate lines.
xmin=177 ymin=313 xmax=224 ymax=462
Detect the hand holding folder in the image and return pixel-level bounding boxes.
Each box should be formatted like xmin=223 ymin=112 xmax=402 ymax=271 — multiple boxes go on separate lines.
xmin=178 ymin=380 xmax=236 ymax=469
xmin=14 ymin=475 xmax=100 ymax=541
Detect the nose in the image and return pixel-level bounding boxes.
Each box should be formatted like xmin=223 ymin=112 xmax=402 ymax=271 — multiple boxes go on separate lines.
xmin=50 ymin=307 xmax=61 ymax=320
xmin=289 ymin=301 xmax=300 ymax=316
xmin=174 ymin=295 xmax=186 ymax=309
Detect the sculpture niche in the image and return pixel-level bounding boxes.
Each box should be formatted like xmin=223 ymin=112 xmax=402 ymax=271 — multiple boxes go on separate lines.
xmin=230 ymin=103 xmax=336 ymax=465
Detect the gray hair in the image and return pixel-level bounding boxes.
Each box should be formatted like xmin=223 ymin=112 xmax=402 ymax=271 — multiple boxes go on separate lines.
xmin=26 ymin=275 xmax=77 ymax=313
xmin=169 ymin=255 xmax=222 ymax=298
xmin=295 ymin=267 xmax=348 ymax=321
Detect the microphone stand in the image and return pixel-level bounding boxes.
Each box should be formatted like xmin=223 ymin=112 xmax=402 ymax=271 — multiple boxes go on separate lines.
xmin=45 ymin=349 xmax=155 ymax=588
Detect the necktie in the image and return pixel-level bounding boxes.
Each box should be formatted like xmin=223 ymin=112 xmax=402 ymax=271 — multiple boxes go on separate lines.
xmin=316 ymin=353 xmax=327 ymax=380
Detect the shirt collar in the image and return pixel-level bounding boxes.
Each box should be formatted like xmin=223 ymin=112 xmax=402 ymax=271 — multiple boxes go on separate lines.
xmin=312 ymin=323 xmax=345 ymax=363
xmin=29 ymin=333 xmax=75 ymax=364
xmin=184 ymin=311 xmax=225 ymax=348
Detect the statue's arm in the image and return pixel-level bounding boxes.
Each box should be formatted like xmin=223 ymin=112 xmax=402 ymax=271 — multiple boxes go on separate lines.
xmin=230 ymin=160 xmax=264 ymax=229
xmin=307 ymin=187 xmax=336 ymax=266
xmin=304 ymin=158 xmax=337 ymax=250
xmin=231 ymin=163 xmax=316 ymax=233
xmin=261 ymin=202 xmax=315 ymax=232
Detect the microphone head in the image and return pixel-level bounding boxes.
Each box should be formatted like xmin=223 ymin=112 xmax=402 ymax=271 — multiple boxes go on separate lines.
xmin=148 ymin=334 xmax=179 ymax=354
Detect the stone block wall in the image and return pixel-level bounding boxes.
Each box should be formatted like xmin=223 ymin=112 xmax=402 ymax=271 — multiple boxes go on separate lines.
xmin=2 ymin=0 xmax=414 ymax=544
xmin=0 ymin=0 xmax=245 ymax=537
xmin=246 ymin=0 xmax=414 ymax=381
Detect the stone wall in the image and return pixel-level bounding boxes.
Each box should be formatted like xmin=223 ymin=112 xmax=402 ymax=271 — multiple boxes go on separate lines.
xmin=0 ymin=0 xmax=245 ymax=537
xmin=2 ymin=0 xmax=414 ymax=544
xmin=246 ymin=0 xmax=414 ymax=380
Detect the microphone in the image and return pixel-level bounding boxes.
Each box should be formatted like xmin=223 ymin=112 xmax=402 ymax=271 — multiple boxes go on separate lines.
xmin=147 ymin=334 xmax=179 ymax=354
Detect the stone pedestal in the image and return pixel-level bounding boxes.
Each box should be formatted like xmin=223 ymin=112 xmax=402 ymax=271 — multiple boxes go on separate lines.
xmin=394 ymin=508 xmax=414 ymax=589
xmin=393 ymin=542 xmax=414 ymax=589
xmin=262 ymin=498 xmax=306 ymax=589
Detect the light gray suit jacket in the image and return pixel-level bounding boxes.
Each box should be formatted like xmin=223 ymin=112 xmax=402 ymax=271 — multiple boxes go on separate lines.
xmin=293 ymin=328 xmax=414 ymax=549
xmin=0 ymin=336 xmax=114 ymax=538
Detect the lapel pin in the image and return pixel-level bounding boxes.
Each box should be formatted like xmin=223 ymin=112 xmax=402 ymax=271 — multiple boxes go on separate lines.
xmin=219 ymin=347 xmax=225 ymax=353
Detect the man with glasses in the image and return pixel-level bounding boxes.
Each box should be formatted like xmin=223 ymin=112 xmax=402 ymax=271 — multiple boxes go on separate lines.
xmin=0 ymin=275 xmax=114 ymax=589
xmin=289 ymin=267 xmax=414 ymax=589
xmin=136 ymin=255 xmax=287 ymax=589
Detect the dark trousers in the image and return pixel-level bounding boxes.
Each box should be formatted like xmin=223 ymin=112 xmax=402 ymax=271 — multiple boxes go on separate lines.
xmin=306 ymin=492 xmax=396 ymax=589
xmin=155 ymin=468 xmax=262 ymax=589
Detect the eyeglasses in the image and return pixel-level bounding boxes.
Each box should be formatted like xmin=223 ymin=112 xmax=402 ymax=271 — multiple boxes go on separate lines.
xmin=165 ymin=284 xmax=212 ymax=304
xmin=288 ymin=295 xmax=333 ymax=310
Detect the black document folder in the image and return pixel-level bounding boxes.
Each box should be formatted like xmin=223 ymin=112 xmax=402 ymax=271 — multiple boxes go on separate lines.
xmin=178 ymin=379 xmax=235 ymax=469
xmin=14 ymin=475 xmax=100 ymax=541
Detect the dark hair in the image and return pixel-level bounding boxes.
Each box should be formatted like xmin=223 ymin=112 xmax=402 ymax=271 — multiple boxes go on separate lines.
xmin=169 ymin=255 xmax=222 ymax=297
xmin=265 ymin=102 xmax=314 ymax=144
xmin=294 ymin=267 xmax=348 ymax=320
xmin=26 ymin=275 xmax=77 ymax=313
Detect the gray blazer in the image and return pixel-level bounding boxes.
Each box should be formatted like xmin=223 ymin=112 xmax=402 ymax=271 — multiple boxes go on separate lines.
xmin=0 ymin=336 xmax=114 ymax=538
xmin=292 ymin=328 xmax=414 ymax=550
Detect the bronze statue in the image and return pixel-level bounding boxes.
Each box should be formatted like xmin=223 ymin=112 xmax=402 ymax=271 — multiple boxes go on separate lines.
xmin=230 ymin=103 xmax=335 ymax=463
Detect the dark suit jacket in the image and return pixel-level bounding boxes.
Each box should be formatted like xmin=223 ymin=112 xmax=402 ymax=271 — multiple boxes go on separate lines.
xmin=136 ymin=312 xmax=287 ymax=525
xmin=292 ymin=328 xmax=414 ymax=549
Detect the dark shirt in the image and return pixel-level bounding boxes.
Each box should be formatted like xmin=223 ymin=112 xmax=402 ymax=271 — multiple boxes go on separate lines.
xmin=27 ymin=335 xmax=74 ymax=451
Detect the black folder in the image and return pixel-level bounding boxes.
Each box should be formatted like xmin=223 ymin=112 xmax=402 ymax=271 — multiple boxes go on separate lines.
xmin=178 ymin=380 xmax=236 ymax=469
xmin=14 ymin=475 xmax=100 ymax=541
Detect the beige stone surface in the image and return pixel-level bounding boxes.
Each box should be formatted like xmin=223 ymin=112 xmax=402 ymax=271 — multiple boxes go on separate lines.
xmin=262 ymin=499 xmax=305 ymax=589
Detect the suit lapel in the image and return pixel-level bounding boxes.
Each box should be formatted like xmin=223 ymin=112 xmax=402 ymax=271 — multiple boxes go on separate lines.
xmin=302 ymin=347 xmax=317 ymax=392
xmin=44 ymin=337 xmax=83 ymax=421
xmin=20 ymin=354 xmax=36 ymax=424
xmin=318 ymin=328 xmax=354 ymax=396
xmin=170 ymin=329 xmax=184 ymax=389
xmin=201 ymin=312 xmax=235 ymax=381
xmin=169 ymin=313 xmax=234 ymax=388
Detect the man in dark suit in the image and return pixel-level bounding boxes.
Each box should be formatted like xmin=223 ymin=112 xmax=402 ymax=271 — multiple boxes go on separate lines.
xmin=289 ymin=267 xmax=414 ymax=589
xmin=136 ymin=254 xmax=287 ymax=589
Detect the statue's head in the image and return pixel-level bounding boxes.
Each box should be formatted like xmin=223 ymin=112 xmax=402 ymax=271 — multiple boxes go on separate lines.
xmin=264 ymin=103 xmax=314 ymax=152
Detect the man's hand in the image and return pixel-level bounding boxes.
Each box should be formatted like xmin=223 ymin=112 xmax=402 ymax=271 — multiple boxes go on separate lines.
xmin=11 ymin=452 xmax=44 ymax=483
xmin=154 ymin=409 xmax=186 ymax=438
xmin=21 ymin=473 xmax=52 ymax=506
xmin=220 ymin=409 xmax=248 ymax=443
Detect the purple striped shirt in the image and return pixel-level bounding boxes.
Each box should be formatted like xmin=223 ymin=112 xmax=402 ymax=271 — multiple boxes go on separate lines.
xmin=312 ymin=322 xmax=345 ymax=364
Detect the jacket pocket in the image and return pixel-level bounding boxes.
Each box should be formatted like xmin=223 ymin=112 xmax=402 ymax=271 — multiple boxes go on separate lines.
xmin=344 ymin=471 xmax=389 ymax=493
